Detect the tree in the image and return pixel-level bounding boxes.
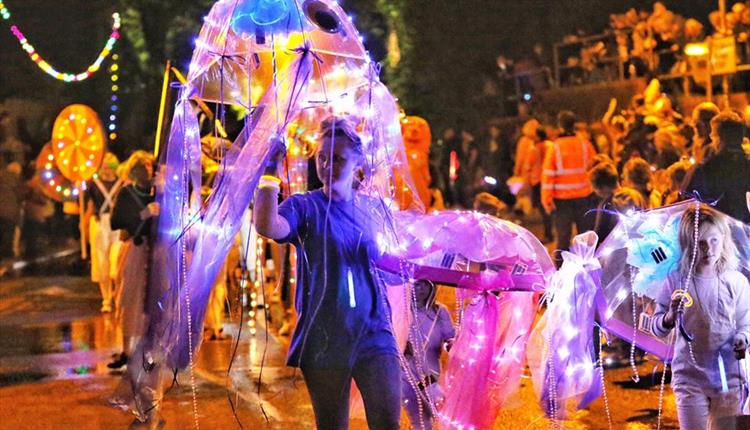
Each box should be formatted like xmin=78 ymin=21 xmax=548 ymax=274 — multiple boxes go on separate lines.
xmin=114 ymin=0 xmax=213 ymax=152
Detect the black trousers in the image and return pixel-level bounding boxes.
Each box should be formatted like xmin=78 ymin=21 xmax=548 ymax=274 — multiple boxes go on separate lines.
xmin=532 ymin=184 xmax=553 ymax=240
xmin=0 ymin=218 xmax=16 ymax=259
xmin=552 ymin=194 xmax=595 ymax=266
xmin=302 ymin=353 xmax=401 ymax=430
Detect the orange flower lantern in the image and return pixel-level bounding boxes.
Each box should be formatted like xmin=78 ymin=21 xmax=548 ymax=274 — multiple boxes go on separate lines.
xmin=51 ymin=104 xmax=106 ymax=182
xmin=35 ymin=143 xmax=79 ymax=202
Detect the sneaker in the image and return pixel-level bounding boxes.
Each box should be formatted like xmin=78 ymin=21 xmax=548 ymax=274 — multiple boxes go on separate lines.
xmin=101 ymin=304 xmax=112 ymax=313
xmin=107 ymin=353 xmax=128 ymax=369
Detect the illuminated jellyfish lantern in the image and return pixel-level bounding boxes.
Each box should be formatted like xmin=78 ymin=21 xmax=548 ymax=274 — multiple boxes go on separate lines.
xmin=186 ymin=0 xmax=417 ymax=206
xmin=35 ymin=143 xmax=80 ymax=202
xmin=50 ymin=104 xmax=106 ymax=183
xmin=379 ymin=210 xmax=553 ymax=291
xmin=595 ymin=200 xmax=750 ymax=359
xmin=190 ymin=0 xmax=372 ymax=110
xmin=141 ymin=0 xmax=419 ymax=377
xmin=377 ymin=210 xmax=555 ymax=429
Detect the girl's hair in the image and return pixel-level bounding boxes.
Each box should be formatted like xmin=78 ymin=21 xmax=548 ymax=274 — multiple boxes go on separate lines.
xmin=120 ymin=150 xmax=155 ymax=181
xmin=318 ymin=117 xmax=364 ymax=160
xmin=622 ymin=157 xmax=652 ymax=192
xmin=677 ymin=204 xmax=739 ymax=275
xmin=612 ymin=186 xmax=646 ymax=212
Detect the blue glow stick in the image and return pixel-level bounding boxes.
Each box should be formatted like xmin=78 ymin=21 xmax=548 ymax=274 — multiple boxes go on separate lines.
xmin=718 ymin=355 xmax=729 ymax=393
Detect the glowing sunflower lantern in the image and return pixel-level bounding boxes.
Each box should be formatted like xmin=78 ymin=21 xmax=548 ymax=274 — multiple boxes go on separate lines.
xmin=51 ymin=104 xmax=106 ymax=182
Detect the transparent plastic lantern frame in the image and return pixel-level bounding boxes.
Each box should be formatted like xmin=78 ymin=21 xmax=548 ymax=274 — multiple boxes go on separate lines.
xmin=187 ymin=0 xmax=371 ymax=109
xmin=595 ymin=200 xmax=750 ymax=360
xmin=377 ymin=210 xmax=555 ymax=292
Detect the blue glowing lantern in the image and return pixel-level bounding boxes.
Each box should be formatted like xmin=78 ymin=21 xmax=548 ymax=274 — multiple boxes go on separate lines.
xmin=231 ymin=0 xmax=295 ymax=42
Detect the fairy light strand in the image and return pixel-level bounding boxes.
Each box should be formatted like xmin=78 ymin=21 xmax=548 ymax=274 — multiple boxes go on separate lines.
xmin=598 ymin=326 xmax=613 ymax=429
xmin=108 ymin=52 xmax=120 ymax=141
xmin=0 ymin=2 xmax=120 ymax=83
xmin=657 ymin=201 xmax=701 ymax=430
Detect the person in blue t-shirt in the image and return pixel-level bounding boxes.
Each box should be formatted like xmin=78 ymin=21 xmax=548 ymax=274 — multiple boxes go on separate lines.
xmin=254 ymin=117 xmax=400 ymax=429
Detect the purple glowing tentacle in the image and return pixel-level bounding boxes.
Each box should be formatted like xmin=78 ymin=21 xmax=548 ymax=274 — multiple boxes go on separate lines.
xmin=168 ymin=52 xmax=312 ymax=369
xmin=439 ymin=291 xmax=537 ymax=429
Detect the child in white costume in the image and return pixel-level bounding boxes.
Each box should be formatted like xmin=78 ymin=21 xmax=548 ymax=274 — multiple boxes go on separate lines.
xmin=401 ymin=280 xmax=455 ymax=430
xmin=652 ymin=204 xmax=750 ymax=429
xmin=85 ymin=153 xmax=123 ymax=313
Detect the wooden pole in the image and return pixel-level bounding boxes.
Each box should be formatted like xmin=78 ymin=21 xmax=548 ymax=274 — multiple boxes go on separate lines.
xmin=78 ymin=183 xmax=87 ymax=260
xmin=170 ymin=66 xmax=214 ymax=120
xmin=153 ymin=60 xmax=172 ymax=158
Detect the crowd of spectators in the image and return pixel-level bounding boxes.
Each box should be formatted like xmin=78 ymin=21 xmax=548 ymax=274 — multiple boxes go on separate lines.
xmin=497 ymin=2 xmax=750 ymax=91
xmin=0 ymin=112 xmax=80 ymax=266
xmin=427 ymin=81 xmax=750 ymax=268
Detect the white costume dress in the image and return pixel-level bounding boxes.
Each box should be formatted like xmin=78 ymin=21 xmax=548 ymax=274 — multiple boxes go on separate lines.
xmin=653 ymin=270 xmax=750 ymax=430
xmin=89 ymin=177 xmax=123 ymax=309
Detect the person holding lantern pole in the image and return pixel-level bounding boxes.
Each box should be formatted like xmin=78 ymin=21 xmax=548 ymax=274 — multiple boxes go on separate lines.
xmin=254 ymin=117 xmax=401 ymax=429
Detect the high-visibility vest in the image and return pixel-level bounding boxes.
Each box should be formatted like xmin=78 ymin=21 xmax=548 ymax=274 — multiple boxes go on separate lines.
xmin=513 ymin=135 xmax=535 ymax=177
xmin=541 ymin=135 xmax=596 ymax=203
xmin=524 ymin=140 xmax=551 ymax=187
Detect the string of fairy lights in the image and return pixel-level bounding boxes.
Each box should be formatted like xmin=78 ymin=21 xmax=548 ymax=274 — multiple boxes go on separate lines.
xmin=108 ymin=52 xmax=120 ymax=142
xmin=1 ymin=1 xmax=122 ymax=148
xmin=0 ymin=1 xmax=120 ymax=82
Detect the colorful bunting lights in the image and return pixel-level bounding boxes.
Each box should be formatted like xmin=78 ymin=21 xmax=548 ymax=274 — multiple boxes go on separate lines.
xmin=0 ymin=1 xmax=8 ymax=20
xmin=108 ymin=53 xmax=120 ymax=141
xmin=0 ymin=2 xmax=120 ymax=83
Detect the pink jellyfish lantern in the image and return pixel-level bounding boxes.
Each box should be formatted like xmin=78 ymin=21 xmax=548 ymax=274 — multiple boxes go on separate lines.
xmin=378 ymin=209 xmax=555 ymax=430
xmin=379 ymin=210 xmax=553 ymax=292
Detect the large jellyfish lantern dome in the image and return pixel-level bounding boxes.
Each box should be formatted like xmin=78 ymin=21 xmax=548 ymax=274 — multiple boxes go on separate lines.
xmin=142 ymin=0 xmax=420 ymax=383
xmin=115 ymin=0 xmax=420 ymax=421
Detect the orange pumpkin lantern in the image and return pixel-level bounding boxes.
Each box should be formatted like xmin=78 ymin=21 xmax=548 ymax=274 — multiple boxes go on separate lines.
xmin=397 ymin=115 xmax=432 ymax=208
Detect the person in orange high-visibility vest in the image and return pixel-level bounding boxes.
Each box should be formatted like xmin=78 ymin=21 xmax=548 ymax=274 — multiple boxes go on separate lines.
xmin=525 ymin=127 xmax=554 ymax=243
xmin=541 ymin=111 xmax=597 ymax=266
xmin=513 ymin=118 xmax=540 ymax=177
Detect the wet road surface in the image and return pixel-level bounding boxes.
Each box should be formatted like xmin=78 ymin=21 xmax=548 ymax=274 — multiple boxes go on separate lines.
xmin=0 ymin=274 xmax=681 ymax=429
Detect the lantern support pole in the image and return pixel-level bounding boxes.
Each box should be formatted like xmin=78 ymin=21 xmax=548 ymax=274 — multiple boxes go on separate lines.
xmin=154 ymin=60 xmax=172 ymax=158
